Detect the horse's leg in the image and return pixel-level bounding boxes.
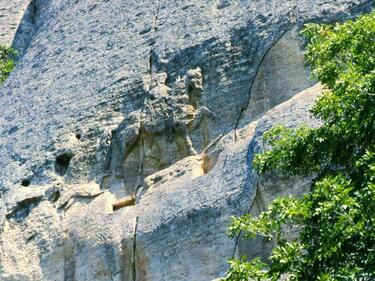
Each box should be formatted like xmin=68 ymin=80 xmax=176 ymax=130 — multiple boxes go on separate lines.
xmin=176 ymin=125 xmax=197 ymax=155
xmin=185 ymin=132 xmax=198 ymax=155
xmin=110 ymin=118 xmax=141 ymax=189
xmin=190 ymin=106 xmax=216 ymax=131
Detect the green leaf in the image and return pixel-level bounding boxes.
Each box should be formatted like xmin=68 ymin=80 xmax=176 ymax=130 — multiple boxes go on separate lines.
xmin=224 ymin=11 xmax=375 ymax=281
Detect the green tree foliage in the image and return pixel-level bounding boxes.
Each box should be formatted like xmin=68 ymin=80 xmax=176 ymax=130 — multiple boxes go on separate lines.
xmin=224 ymin=11 xmax=375 ymax=281
xmin=0 ymin=44 xmax=16 ymax=84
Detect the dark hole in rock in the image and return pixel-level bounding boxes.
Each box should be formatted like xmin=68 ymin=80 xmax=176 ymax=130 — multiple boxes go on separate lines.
xmin=21 ymin=179 xmax=31 ymax=187
xmin=50 ymin=191 xmax=60 ymax=203
xmin=55 ymin=152 xmax=73 ymax=176
xmin=75 ymin=133 xmax=81 ymax=140
xmin=6 ymin=196 xmax=43 ymax=221
xmin=153 ymin=176 xmax=163 ymax=183
xmin=26 ymin=233 xmax=37 ymax=243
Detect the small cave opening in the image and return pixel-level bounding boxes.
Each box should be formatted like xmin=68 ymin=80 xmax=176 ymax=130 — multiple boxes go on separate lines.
xmin=55 ymin=152 xmax=73 ymax=176
xmin=187 ymin=84 xmax=194 ymax=94
xmin=21 ymin=179 xmax=31 ymax=187
xmin=75 ymin=133 xmax=82 ymax=140
xmin=50 ymin=190 xmax=61 ymax=203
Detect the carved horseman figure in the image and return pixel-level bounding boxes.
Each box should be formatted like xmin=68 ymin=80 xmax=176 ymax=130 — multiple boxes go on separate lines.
xmin=107 ymin=67 xmax=216 ymax=202
xmin=172 ymin=67 xmax=216 ymax=155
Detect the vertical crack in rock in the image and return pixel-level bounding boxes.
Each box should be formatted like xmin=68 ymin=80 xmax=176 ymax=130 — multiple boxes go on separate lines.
xmin=133 ymin=216 xmax=139 ymax=281
xmin=232 ymin=175 xmax=260 ymax=258
xmin=63 ymin=237 xmax=75 ymax=281
xmin=231 ymin=135 xmax=263 ymax=257
xmin=291 ymin=0 xmax=298 ymax=25
xmin=233 ymin=30 xmax=289 ymax=141
xmin=149 ymin=0 xmax=161 ymax=80
xmin=139 ymin=136 xmax=145 ymax=190
xmin=104 ymin=243 xmax=116 ymax=281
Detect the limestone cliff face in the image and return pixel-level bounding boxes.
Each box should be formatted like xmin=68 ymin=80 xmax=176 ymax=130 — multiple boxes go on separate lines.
xmin=0 ymin=0 xmax=29 ymax=45
xmin=0 ymin=1 xmax=373 ymax=280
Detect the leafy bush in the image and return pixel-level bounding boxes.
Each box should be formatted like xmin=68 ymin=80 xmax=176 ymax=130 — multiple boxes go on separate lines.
xmin=224 ymin=11 xmax=375 ymax=281
xmin=0 ymin=44 xmax=16 ymax=84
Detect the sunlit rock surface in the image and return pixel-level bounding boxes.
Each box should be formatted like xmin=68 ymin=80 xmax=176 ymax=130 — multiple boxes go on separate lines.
xmin=0 ymin=1 xmax=373 ymax=280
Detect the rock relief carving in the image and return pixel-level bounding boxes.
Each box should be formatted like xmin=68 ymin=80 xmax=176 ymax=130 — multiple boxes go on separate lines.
xmin=105 ymin=67 xmax=216 ymax=207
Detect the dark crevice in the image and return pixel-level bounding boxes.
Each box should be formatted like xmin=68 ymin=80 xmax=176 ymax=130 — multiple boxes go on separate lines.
xmin=50 ymin=190 xmax=61 ymax=203
xmin=25 ymin=233 xmax=37 ymax=243
xmin=139 ymin=136 xmax=145 ymax=188
xmin=291 ymin=0 xmax=298 ymax=24
xmin=232 ymin=175 xmax=260 ymax=258
xmin=57 ymin=191 xmax=105 ymax=211
xmin=231 ymin=29 xmax=293 ymax=256
xmin=133 ymin=216 xmax=139 ymax=281
xmin=233 ymin=30 xmax=289 ymax=141
xmin=55 ymin=152 xmax=73 ymax=176
xmin=148 ymin=0 xmax=161 ymax=80
xmin=232 ymin=135 xmax=266 ymax=257
xmin=103 ymin=244 xmax=116 ymax=281
xmin=11 ymin=0 xmax=40 ymax=57
xmin=21 ymin=178 xmax=31 ymax=187
xmin=63 ymin=239 xmax=75 ymax=281
xmin=6 ymin=196 xmax=43 ymax=221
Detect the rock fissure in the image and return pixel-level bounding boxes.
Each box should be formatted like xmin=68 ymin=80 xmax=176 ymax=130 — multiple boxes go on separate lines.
xmin=231 ymin=175 xmax=260 ymax=258
xmin=5 ymin=196 xmax=43 ymax=221
xmin=149 ymin=0 xmax=161 ymax=81
xmin=133 ymin=216 xmax=139 ymax=281
xmin=55 ymin=152 xmax=74 ymax=177
xmin=21 ymin=178 xmax=31 ymax=187
xmin=0 ymin=1 xmax=371 ymax=280
xmin=63 ymin=237 xmax=75 ymax=281
xmin=57 ymin=191 xmax=105 ymax=211
xmin=233 ymin=29 xmax=289 ymax=141
xmin=139 ymin=136 xmax=145 ymax=188
xmin=11 ymin=0 xmax=40 ymax=56
xmin=107 ymin=68 xmax=215 ymax=199
xmin=291 ymin=0 xmax=298 ymax=24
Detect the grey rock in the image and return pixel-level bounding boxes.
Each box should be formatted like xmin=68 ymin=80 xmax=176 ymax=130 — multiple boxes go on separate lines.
xmin=0 ymin=0 xmax=30 ymax=46
xmin=0 ymin=0 xmax=373 ymax=280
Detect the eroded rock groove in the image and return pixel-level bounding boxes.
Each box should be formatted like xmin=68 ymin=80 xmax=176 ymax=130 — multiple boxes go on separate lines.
xmin=233 ymin=30 xmax=289 ymax=141
xmin=232 ymin=175 xmax=260 ymax=258
xmin=149 ymin=0 xmax=161 ymax=80
xmin=133 ymin=216 xmax=139 ymax=281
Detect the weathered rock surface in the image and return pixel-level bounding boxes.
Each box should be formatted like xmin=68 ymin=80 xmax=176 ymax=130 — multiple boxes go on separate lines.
xmin=0 ymin=1 xmax=373 ymax=280
xmin=0 ymin=0 xmax=30 ymax=45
